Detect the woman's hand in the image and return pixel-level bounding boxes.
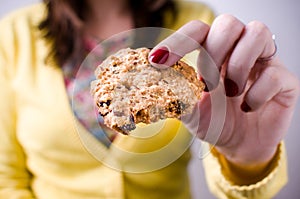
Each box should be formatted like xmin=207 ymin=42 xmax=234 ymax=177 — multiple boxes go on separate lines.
xmin=149 ymin=14 xmax=299 ymax=174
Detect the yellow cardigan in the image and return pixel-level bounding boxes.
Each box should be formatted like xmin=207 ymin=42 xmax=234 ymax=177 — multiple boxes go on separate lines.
xmin=0 ymin=2 xmax=287 ymax=199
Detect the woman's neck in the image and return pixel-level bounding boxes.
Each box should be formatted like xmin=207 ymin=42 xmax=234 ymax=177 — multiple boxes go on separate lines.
xmin=83 ymin=0 xmax=134 ymax=40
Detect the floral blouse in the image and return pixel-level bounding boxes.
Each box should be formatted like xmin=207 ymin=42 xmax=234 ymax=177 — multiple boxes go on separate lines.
xmin=62 ymin=34 xmax=132 ymax=147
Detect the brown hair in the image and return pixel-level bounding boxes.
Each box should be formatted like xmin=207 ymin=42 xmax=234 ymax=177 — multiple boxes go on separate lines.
xmin=39 ymin=0 xmax=177 ymax=66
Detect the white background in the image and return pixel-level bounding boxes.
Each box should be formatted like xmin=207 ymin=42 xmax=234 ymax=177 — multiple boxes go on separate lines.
xmin=1 ymin=0 xmax=299 ymax=198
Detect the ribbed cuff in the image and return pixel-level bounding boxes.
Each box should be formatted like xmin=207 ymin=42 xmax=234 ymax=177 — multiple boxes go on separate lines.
xmin=203 ymin=141 xmax=287 ymax=199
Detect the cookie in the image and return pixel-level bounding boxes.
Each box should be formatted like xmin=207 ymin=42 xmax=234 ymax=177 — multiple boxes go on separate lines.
xmin=91 ymin=47 xmax=204 ymax=134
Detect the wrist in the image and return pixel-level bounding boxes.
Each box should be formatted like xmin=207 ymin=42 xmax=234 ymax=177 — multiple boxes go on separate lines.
xmin=213 ymin=143 xmax=281 ymax=185
xmin=217 ymin=145 xmax=278 ymax=168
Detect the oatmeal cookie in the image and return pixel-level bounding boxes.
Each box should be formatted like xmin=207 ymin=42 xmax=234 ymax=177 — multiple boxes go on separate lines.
xmin=91 ymin=47 xmax=204 ymax=134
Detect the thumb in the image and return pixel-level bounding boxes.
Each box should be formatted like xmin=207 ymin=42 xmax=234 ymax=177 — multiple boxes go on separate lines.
xmin=181 ymin=83 xmax=227 ymax=145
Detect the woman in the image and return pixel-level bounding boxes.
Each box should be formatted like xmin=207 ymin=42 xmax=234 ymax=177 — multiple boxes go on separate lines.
xmin=0 ymin=0 xmax=298 ymax=198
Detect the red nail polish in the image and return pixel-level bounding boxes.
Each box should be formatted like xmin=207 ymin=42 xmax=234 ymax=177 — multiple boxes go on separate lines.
xmin=241 ymin=101 xmax=252 ymax=112
xmin=224 ymin=78 xmax=239 ymax=97
xmin=149 ymin=47 xmax=169 ymax=64
xmin=200 ymin=77 xmax=213 ymax=92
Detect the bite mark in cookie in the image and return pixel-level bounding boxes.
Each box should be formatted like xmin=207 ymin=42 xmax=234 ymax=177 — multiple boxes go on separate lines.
xmin=91 ymin=47 xmax=204 ymax=134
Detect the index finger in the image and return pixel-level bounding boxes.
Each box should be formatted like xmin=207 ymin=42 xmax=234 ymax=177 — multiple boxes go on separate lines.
xmin=148 ymin=20 xmax=210 ymax=68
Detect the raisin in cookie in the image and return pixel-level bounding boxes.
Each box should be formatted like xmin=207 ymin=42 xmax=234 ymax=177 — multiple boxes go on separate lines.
xmin=90 ymin=47 xmax=204 ymax=134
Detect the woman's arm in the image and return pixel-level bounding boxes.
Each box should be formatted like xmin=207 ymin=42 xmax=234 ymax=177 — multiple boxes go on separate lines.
xmin=149 ymin=14 xmax=299 ymax=198
xmin=0 ymin=16 xmax=35 ymax=199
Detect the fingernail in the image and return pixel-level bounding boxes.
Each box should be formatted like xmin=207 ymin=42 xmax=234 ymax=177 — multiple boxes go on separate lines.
xmin=149 ymin=47 xmax=169 ymax=64
xmin=224 ymin=78 xmax=239 ymax=97
xmin=241 ymin=101 xmax=252 ymax=112
xmin=200 ymin=77 xmax=213 ymax=92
